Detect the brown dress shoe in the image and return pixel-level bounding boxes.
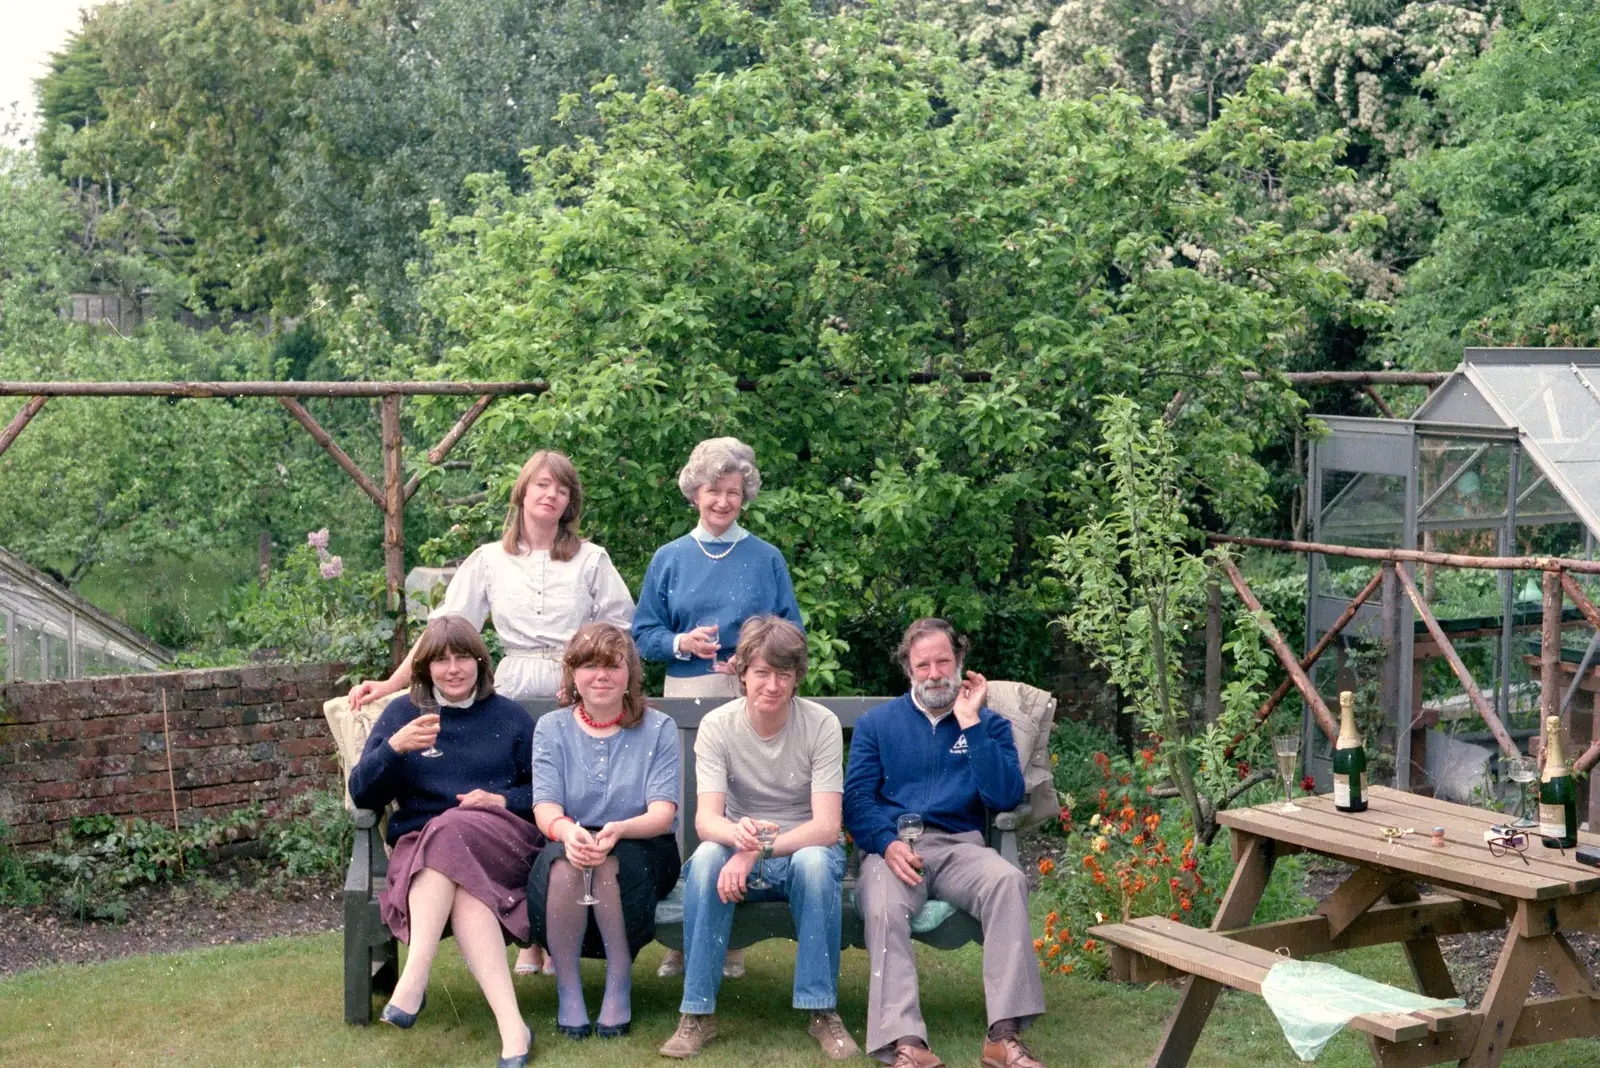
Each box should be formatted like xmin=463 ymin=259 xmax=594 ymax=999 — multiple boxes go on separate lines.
xmin=981 ymin=1034 xmax=1045 ymax=1068
xmin=890 ymin=1043 xmax=945 ymax=1068
xmin=807 ymin=1011 xmax=861 ymax=1060
xmin=658 ymin=1013 xmax=717 ymax=1058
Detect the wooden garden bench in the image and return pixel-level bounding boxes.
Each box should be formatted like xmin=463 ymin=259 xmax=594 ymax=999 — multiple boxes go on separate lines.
xmin=338 ymin=689 xmax=1058 ymax=1024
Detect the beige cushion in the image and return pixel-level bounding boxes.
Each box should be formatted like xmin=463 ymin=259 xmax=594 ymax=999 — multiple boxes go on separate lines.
xmin=984 ymin=680 xmax=1059 ymax=828
xmin=322 ymin=691 xmax=402 ymax=810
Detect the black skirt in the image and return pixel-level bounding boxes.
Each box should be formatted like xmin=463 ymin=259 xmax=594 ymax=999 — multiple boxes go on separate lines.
xmin=525 ymin=833 xmax=681 ymax=959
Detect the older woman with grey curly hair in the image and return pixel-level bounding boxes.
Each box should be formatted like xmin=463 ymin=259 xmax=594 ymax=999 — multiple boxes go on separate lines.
xmin=632 ymin=437 xmax=804 ymax=980
xmin=632 ymin=437 xmax=803 ymax=701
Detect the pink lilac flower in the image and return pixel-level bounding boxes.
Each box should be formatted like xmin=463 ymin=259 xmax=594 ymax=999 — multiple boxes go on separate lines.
xmin=319 ymin=556 xmax=344 ymax=580
xmin=307 ymin=528 xmax=331 ymax=551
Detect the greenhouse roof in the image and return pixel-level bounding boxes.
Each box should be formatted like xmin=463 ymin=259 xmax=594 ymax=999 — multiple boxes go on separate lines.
xmin=1413 ymin=348 xmax=1600 ymax=538
xmin=0 ymin=547 xmax=170 ymax=682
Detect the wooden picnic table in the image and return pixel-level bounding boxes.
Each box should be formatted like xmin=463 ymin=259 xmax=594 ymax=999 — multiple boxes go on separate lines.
xmin=1134 ymin=786 xmax=1600 ymax=1067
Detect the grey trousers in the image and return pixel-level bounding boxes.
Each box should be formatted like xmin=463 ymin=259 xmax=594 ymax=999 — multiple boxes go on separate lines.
xmin=855 ymin=829 xmax=1046 ymax=1060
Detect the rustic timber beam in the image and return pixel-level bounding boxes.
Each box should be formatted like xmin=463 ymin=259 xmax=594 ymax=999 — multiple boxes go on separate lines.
xmin=0 ymin=380 xmax=547 ymax=398
xmin=1263 ymin=370 xmax=1447 ymax=387
xmin=277 ymin=397 xmax=385 ymax=508
xmin=403 ymin=393 xmax=496 ymax=502
xmin=1222 ymin=568 xmax=1384 ymax=761
xmin=1544 ymin=569 xmax=1565 ymax=736
xmin=0 ymin=396 xmax=48 ymax=460
xmin=381 ymin=394 xmax=408 ymax=668
xmin=1362 ymin=384 xmax=1397 ymax=419
xmin=1207 ymin=532 xmax=1600 ymax=576
xmin=1395 ymin=564 xmax=1519 ymax=758
xmin=1217 ymin=554 xmax=1339 ymax=742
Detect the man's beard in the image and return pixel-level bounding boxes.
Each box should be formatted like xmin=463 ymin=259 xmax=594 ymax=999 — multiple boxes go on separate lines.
xmin=913 ymin=675 xmax=959 ymax=711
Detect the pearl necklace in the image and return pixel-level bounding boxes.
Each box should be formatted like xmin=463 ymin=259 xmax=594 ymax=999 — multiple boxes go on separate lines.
xmin=575 ymin=702 xmax=625 ymax=730
xmin=694 ymin=537 xmax=739 ymax=561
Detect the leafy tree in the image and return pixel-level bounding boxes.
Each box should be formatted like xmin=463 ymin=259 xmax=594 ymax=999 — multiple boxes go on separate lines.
xmin=33 ymin=24 xmax=110 ymax=178
xmin=414 ymin=0 xmax=1359 ymax=691
xmin=1384 ymin=0 xmax=1600 ymax=364
xmin=0 ymin=146 xmax=84 ymax=333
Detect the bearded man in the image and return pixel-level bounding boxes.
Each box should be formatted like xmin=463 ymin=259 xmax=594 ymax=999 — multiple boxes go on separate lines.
xmin=842 ymin=618 xmax=1047 ymax=1068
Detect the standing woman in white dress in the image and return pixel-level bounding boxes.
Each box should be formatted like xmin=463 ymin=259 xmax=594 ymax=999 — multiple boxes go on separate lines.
xmin=349 ymin=449 xmax=635 ymax=974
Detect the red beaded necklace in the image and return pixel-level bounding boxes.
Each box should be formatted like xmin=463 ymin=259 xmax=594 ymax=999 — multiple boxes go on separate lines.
xmin=575 ymin=702 xmax=625 ymax=730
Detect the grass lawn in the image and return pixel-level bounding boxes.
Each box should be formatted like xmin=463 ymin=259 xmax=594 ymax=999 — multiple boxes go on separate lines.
xmin=2 ymin=935 xmax=1597 ymax=1067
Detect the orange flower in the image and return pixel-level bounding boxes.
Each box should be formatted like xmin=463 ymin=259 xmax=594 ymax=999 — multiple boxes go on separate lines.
xmin=1034 ymin=938 xmax=1045 ymax=952
xmin=1083 ymin=939 xmax=1097 ymax=952
xmin=1132 ymin=834 xmax=1145 ymax=846
xmin=1038 ymin=858 xmax=1056 ymax=875
xmin=1045 ymin=911 xmax=1059 ymax=926
xmin=1180 ymin=897 xmax=1192 ymax=911
xmin=1063 ymin=964 xmax=1074 ymax=974
xmin=1047 ymin=944 xmax=1061 ymax=958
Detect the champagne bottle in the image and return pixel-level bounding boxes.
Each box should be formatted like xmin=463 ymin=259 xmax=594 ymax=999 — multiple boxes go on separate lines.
xmin=1539 ymin=715 xmax=1578 ymax=849
xmin=1332 ymin=690 xmax=1367 ymax=813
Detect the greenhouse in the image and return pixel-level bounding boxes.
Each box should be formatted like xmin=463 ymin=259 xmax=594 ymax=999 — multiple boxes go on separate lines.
xmin=0 ymin=547 xmax=170 ymax=683
xmin=1305 ymin=348 xmax=1600 ymax=795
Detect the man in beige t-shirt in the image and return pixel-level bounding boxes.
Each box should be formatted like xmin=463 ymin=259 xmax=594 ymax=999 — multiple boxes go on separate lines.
xmin=659 ymin=617 xmax=857 ymax=1061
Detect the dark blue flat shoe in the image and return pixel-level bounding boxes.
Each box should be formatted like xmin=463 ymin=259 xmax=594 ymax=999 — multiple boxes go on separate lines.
xmin=557 ymin=1022 xmax=594 ymax=1040
xmin=379 ymin=993 xmax=426 ymax=1029
xmin=496 ymin=1024 xmax=533 ymax=1066
xmin=596 ymin=1020 xmax=630 ymax=1039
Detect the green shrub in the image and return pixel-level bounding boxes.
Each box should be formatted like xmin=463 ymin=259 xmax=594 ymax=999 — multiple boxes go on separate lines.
xmin=0 ymin=820 xmax=43 ymax=906
xmin=265 ymin=789 xmax=354 ymax=878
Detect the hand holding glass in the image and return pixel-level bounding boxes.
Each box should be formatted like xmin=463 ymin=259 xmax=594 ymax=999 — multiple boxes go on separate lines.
xmin=1272 ymin=734 xmax=1301 ymax=813
xmin=562 ymin=826 xmax=600 ymax=905
xmin=694 ymin=616 xmax=722 ymax=667
xmin=747 ymin=820 xmax=780 ymax=890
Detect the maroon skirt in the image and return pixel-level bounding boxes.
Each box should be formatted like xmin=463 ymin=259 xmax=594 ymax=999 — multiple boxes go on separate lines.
xmin=381 ymin=805 xmax=544 ymax=945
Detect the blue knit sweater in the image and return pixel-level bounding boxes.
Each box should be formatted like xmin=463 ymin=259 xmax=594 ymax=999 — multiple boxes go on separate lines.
xmin=348 ymin=693 xmax=535 ymax=845
xmin=843 ymin=693 xmax=1024 ymax=856
xmin=631 ymin=532 xmax=802 ymax=679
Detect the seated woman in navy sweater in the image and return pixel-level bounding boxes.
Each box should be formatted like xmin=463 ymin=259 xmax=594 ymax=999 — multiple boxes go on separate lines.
xmin=348 ymin=614 xmax=538 ymax=1068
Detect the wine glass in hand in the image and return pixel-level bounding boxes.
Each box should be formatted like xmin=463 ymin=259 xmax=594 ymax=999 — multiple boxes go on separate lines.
xmin=896 ymin=813 xmax=925 ymax=857
xmin=747 ymin=820 xmax=779 ymax=890
xmin=418 ymin=713 xmax=443 ymax=759
xmin=694 ymin=616 xmax=722 ymax=669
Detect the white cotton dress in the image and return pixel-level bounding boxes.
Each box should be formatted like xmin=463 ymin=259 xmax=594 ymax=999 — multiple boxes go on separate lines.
xmin=431 ymin=540 xmax=635 ymax=699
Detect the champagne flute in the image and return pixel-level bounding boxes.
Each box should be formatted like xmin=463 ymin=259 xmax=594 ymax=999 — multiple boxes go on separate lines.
xmin=896 ymin=813 xmax=925 ymax=857
xmin=748 ymin=819 xmax=780 ymax=890
xmin=418 ymin=712 xmax=443 ymax=759
xmin=1506 ymin=754 xmax=1539 ymax=829
xmin=695 ymin=616 xmax=722 ymax=670
xmin=1273 ymin=734 xmax=1302 ymax=813
xmin=563 ymin=831 xmax=599 ymax=906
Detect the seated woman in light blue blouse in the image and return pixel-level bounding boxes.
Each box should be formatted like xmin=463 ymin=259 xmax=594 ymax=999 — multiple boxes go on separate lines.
xmin=524 ymin=622 xmax=681 ymax=1040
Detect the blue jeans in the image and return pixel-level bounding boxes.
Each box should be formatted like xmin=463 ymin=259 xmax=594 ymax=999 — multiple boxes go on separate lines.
xmin=678 ymin=840 xmax=847 ymax=1014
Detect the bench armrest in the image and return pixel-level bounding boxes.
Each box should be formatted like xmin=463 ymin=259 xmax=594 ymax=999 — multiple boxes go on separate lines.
xmin=345 ymin=808 xmax=386 ymax=895
xmin=988 ymin=806 xmax=1029 ymax=868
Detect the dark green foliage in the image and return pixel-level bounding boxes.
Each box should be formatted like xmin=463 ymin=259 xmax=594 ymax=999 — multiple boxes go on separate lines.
xmin=265 ymin=789 xmax=355 ymax=878
xmin=1386 ymin=0 xmax=1600 ymax=364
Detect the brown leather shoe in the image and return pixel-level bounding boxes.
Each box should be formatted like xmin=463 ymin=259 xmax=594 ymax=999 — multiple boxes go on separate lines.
xmin=890 ymin=1043 xmax=945 ymax=1068
xmin=981 ymin=1034 xmax=1045 ymax=1068
xmin=807 ymin=1011 xmax=860 ymax=1060
xmin=658 ymin=1013 xmax=717 ymax=1058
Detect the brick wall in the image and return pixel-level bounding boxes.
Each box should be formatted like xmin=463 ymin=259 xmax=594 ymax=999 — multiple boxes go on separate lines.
xmin=0 ymin=662 xmax=344 ymax=847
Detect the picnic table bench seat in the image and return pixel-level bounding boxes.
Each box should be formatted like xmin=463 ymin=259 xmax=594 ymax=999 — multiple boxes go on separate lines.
xmin=1088 ymin=916 xmax=1477 ymax=1046
xmin=333 ymin=689 xmax=1058 ymax=1025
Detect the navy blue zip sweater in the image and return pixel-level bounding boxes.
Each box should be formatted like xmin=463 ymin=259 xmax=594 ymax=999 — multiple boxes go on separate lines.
xmin=348 ymin=693 xmax=535 ymax=845
xmin=842 ymin=693 xmax=1024 ymax=856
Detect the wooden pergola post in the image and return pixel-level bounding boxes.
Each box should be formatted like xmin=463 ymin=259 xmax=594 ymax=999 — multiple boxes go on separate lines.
xmin=381 ymin=394 xmax=407 ymax=666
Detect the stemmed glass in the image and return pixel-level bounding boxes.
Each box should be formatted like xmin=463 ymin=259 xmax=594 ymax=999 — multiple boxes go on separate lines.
xmin=568 ymin=839 xmax=599 ymax=906
xmin=695 ymin=616 xmax=722 ymax=670
xmin=419 ymin=712 xmax=443 ymax=759
xmin=1506 ymin=754 xmax=1539 ymax=829
xmin=1273 ymin=734 xmax=1302 ymax=813
xmin=747 ymin=820 xmax=780 ymax=890
xmin=896 ymin=813 xmax=925 ymax=856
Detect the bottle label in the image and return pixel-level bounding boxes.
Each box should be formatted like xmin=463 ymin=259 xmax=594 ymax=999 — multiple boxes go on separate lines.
xmin=1539 ymin=803 xmax=1569 ymax=840
xmin=1334 ymin=774 xmax=1350 ymax=808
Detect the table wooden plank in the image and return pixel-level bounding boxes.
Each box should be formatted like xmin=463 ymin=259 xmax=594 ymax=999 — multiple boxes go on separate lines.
xmin=1365 ymin=786 xmax=1600 ymax=849
xmin=1464 ymin=920 xmax=1543 ymax=1068
xmin=1219 ymin=803 xmax=1558 ymax=900
xmin=1319 ymin=867 xmax=1408 ymax=940
xmin=1385 ymin=882 xmax=1461 ymax=1000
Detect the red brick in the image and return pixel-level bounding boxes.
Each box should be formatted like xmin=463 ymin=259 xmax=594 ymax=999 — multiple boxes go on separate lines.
xmin=178 ymin=765 xmax=232 ymax=788
xmin=81 ymin=736 xmax=141 ymax=757
xmin=214 ymin=687 xmax=243 ymax=707
xmin=113 ymin=773 xmax=172 ymax=795
xmin=231 ymin=762 xmax=276 ymax=783
xmin=182 ymin=689 xmax=220 ymax=710
xmin=288 ymin=756 xmax=339 ymax=777
xmin=91 ymin=675 xmax=134 ymax=695
xmin=189 ymin=784 xmax=251 ymax=807
xmin=26 ymin=781 xmax=83 ymax=802
xmin=11 ymin=821 xmax=50 ymax=845
xmin=0 ymin=723 xmax=46 ymax=745
xmin=279 ymin=737 xmax=333 ymax=759
xmin=81 ymin=716 xmax=136 ymax=739
xmin=131 ymin=791 xmax=183 ymax=813
xmin=76 ymin=755 xmax=133 ymax=778
xmin=44 ymin=719 xmax=83 ymax=742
